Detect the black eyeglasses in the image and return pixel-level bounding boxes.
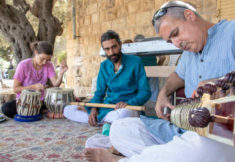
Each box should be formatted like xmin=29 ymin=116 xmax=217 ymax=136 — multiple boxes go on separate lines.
xmin=152 ymin=6 xmax=187 ymax=25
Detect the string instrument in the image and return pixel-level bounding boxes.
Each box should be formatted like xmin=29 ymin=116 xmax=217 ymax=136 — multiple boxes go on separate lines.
xmin=165 ymin=71 xmax=235 ymax=146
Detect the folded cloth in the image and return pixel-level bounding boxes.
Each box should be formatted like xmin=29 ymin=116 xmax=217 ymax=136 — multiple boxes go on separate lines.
xmin=140 ymin=115 xmax=186 ymax=144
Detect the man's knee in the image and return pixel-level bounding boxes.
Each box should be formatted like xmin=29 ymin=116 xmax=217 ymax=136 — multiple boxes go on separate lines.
xmin=109 ymin=117 xmax=138 ymax=142
xmin=63 ymin=105 xmax=76 ymax=117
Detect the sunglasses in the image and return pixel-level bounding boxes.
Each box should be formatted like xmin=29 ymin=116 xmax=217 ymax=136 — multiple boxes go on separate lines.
xmin=152 ymin=6 xmax=187 ymax=25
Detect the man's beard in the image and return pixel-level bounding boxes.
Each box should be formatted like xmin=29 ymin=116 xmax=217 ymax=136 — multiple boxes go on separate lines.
xmin=106 ymin=52 xmax=122 ymax=63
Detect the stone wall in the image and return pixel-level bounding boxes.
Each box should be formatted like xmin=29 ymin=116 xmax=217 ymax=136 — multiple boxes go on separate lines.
xmin=66 ymin=0 xmax=218 ymax=97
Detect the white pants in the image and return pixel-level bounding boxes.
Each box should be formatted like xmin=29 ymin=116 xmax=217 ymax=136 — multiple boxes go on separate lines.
xmin=109 ymin=118 xmax=235 ymax=162
xmin=63 ymin=105 xmax=139 ymax=124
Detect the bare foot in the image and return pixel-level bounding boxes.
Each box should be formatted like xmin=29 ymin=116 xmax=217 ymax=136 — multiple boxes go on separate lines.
xmin=108 ymin=146 xmax=122 ymax=156
xmin=83 ymin=148 xmax=123 ymax=162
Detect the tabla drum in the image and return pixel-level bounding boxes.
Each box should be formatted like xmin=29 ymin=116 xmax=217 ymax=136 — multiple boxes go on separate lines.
xmin=14 ymin=90 xmax=42 ymax=122
xmin=0 ymin=90 xmax=16 ymax=108
xmin=44 ymin=87 xmax=75 ymax=118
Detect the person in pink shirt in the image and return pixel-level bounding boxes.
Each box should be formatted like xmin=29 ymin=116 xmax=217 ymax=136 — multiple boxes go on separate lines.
xmin=1 ymin=41 xmax=68 ymax=118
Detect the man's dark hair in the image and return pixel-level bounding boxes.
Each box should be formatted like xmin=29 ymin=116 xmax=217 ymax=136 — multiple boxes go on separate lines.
xmin=101 ymin=30 xmax=121 ymax=46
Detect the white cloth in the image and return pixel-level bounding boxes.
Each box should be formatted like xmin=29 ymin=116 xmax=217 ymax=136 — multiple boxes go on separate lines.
xmin=85 ymin=134 xmax=111 ymax=148
xmin=109 ymin=118 xmax=235 ymax=162
xmin=63 ymin=105 xmax=139 ymax=124
xmin=110 ymin=117 xmax=161 ymax=157
xmin=118 ymin=131 xmax=235 ymax=162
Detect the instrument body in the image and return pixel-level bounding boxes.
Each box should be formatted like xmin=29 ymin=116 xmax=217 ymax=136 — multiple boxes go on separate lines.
xmin=170 ymin=95 xmax=235 ymax=146
xmin=15 ymin=90 xmax=42 ymax=122
xmin=168 ymin=71 xmax=235 ymax=146
xmin=44 ymin=87 xmax=75 ymax=118
xmin=203 ymin=95 xmax=235 ymax=146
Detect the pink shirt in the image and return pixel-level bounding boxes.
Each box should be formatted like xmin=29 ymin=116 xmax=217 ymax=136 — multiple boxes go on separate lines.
xmin=14 ymin=58 xmax=56 ymax=100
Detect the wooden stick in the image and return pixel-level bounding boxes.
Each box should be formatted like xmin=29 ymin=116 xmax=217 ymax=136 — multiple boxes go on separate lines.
xmin=213 ymin=115 xmax=234 ymax=125
xmin=211 ymin=95 xmax=235 ymax=104
xmin=70 ymin=102 xmax=146 ymax=111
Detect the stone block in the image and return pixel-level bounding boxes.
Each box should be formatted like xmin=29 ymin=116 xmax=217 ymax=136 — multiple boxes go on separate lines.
xmin=101 ymin=21 xmax=112 ymax=33
xmin=106 ymin=8 xmax=117 ymax=20
xmin=124 ymin=0 xmax=135 ymax=3
xmin=98 ymin=0 xmax=107 ymax=11
xmin=89 ymin=0 xmax=97 ymax=5
xmin=85 ymin=26 xmax=93 ymax=35
xmin=88 ymin=3 xmax=98 ymax=15
xmin=127 ymin=0 xmax=140 ymax=14
xmin=140 ymin=0 xmax=155 ymax=12
xmin=136 ymin=11 xmax=151 ymax=26
xmin=79 ymin=27 xmax=86 ymax=36
xmin=141 ymin=25 xmax=155 ymax=37
xmin=154 ymin=0 xmax=166 ymax=10
xmin=92 ymin=23 xmax=101 ymax=34
xmin=129 ymin=27 xmax=143 ymax=40
xmin=91 ymin=13 xmax=99 ymax=23
xmin=112 ymin=17 xmax=127 ymax=31
xmin=126 ymin=14 xmax=137 ymax=28
xmin=78 ymin=17 xmax=84 ymax=27
xmin=120 ymin=30 xmax=131 ymax=41
xmin=117 ymin=5 xmax=128 ymax=18
xmin=99 ymin=11 xmax=106 ymax=22
xmin=78 ymin=8 xmax=86 ymax=17
xmin=115 ymin=0 xmax=124 ymax=7
xmin=106 ymin=0 xmax=115 ymax=9
xmin=202 ymin=0 xmax=217 ymax=14
xmin=82 ymin=0 xmax=89 ymax=8
xmin=84 ymin=15 xmax=91 ymax=26
xmin=185 ymin=0 xmax=203 ymax=13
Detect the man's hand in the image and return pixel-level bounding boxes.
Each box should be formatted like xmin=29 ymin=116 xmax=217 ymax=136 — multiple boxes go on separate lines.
xmin=155 ymin=93 xmax=175 ymax=120
xmin=115 ymin=102 xmax=127 ymax=110
xmin=88 ymin=108 xmax=98 ymax=126
xmin=191 ymin=80 xmax=209 ymax=98
xmin=77 ymin=106 xmax=87 ymax=112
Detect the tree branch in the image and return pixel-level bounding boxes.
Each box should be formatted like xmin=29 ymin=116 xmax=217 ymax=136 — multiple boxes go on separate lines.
xmin=0 ymin=0 xmax=6 ymax=6
xmin=35 ymin=0 xmax=63 ymax=46
xmin=13 ymin=0 xmax=30 ymax=14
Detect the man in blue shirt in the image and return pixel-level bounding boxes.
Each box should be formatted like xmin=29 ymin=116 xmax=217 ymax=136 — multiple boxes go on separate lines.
xmin=64 ymin=30 xmax=151 ymax=126
xmin=83 ymin=1 xmax=235 ymax=162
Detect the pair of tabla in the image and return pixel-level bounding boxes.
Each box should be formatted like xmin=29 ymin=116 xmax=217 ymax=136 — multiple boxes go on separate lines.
xmin=15 ymin=88 xmax=75 ymax=121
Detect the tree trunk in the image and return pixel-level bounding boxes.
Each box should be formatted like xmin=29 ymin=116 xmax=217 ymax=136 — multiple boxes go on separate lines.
xmin=0 ymin=0 xmax=37 ymax=63
xmin=32 ymin=0 xmax=63 ymax=48
xmin=0 ymin=0 xmax=63 ymax=63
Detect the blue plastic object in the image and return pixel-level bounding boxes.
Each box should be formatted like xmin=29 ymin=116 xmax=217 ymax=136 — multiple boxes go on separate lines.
xmin=102 ymin=123 xmax=111 ymax=136
xmin=14 ymin=114 xmax=42 ymax=122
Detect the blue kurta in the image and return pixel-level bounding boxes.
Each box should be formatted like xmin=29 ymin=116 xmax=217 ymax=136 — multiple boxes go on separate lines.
xmin=85 ymin=54 xmax=151 ymax=121
xmin=176 ymin=20 xmax=235 ymax=97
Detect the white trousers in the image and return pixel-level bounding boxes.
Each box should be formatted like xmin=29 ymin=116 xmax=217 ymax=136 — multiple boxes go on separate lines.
xmin=109 ymin=118 xmax=235 ymax=162
xmin=63 ymin=105 xmax=139 ymax=124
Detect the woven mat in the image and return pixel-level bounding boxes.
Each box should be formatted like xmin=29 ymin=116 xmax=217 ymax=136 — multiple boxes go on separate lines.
xmin=0 ymin=117 xmax=101 ymax=162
